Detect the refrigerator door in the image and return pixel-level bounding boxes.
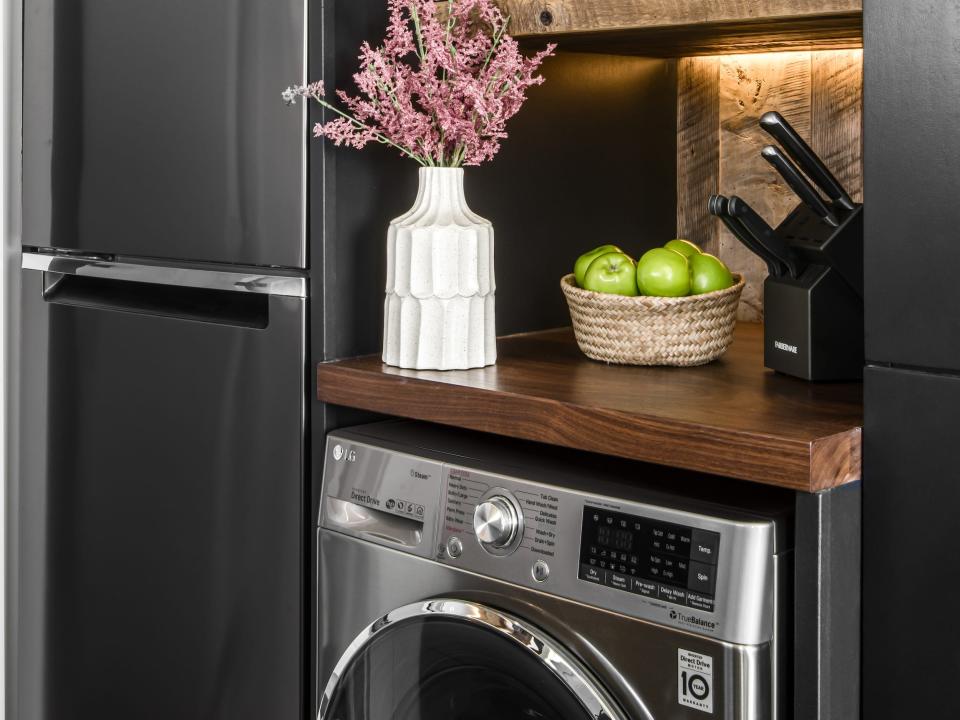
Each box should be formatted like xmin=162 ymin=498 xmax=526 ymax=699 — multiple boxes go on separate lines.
xmin=23 ymin=0 xmax=306 ymax=268
xmin=863 ymin=365 xmax=960 ymax=719
xmin=11 ymin=254 xmax=305 ymax=719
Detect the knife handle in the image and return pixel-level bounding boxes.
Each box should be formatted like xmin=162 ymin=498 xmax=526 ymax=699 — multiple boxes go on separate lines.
xmin=728 ymin=196 xmax=802 ymax=279
xmin=762 ymin=145 xmax=840 ymax=228
xmin=760 ymin=111 xmax=856 ymax=211
xmin=709 ymin=195 xmax=785 ymax=276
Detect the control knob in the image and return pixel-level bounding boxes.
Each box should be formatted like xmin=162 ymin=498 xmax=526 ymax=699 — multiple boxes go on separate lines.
xmin=473 ymin=496 xmax=520 ymax=550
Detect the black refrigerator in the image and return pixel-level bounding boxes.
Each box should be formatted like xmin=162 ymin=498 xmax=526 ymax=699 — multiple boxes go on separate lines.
xmin=9 ymin=2 xmax=307 ymax=718
xmin=863 ymin=2 xmax=960 ymax=718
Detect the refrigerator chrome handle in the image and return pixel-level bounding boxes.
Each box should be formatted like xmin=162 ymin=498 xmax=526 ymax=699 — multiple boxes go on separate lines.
xmin=21 ymin=251 xmax=307 ymax=298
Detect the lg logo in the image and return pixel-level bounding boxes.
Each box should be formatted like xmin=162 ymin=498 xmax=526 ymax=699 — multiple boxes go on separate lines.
xmin=332 ymin=444 xmax=357 ymax=462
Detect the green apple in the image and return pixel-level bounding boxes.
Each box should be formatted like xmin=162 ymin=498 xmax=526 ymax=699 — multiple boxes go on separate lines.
xmin=574 ymin=244 xmax=623 ymax=287
xmin=637 ymin=248 xmax=691 ymax=297
xmin=582 ymin=252 xmax=639 ymax=296
xmin=664 ymin=238 xmax=702 ymax=258
xmin=689 ymin=253 xmax=734 ymax=295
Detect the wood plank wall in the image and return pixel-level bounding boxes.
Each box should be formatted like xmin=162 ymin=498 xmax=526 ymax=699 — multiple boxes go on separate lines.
xmin=678 ymin=50 xmax=863 ymax=321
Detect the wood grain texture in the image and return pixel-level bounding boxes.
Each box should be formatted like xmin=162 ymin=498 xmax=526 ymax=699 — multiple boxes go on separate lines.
xmin=811 ymin=49 xmax=863 ymax=201
xmin=677 ymin=57 xmax=721 ymax=254
xmin=515 ymin=17 xmax=862 ymax=58
xmin=317 ymin=324 xmax=863 ymax=493
xmin=678 ymin=49 xmax=862 ymax=322
xmin=497 ymin=0 xmax=862 ymax=35
xmin=719 ymin=51 xmax=812 ymax=321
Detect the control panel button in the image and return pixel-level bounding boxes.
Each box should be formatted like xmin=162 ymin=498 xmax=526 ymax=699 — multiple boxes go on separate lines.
xmin=606 ymin=571 xmax=630 ymax=591
xmin=690 ymin=529 xmax=720 ymax=565
xmin=580 ymin=564 xmax=605 ymax=585
xmin=632 ymin=578 xmax=658 ymax=597
xmin=532 ymin=560 xmax=550 ymax=583
xmin=687 ymin=561 xmax=717 ymax=595
xmin=658 ymin=585 xmax=687 ymax=605
xmin=686 ymin=591 xmax=715 ymax=613
xmin=446 ymin=537 xmax=463 ymax=559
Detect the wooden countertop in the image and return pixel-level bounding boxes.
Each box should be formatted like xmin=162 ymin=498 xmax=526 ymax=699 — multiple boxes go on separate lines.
xmin=317 ymin=323 xmax=862 ymax=493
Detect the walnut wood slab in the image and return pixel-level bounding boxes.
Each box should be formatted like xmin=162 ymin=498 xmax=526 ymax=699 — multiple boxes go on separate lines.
xmin=492 ymin=0 xmax=863 ymax=56
xmin=317 ymin=324 xmax=862 ymax=493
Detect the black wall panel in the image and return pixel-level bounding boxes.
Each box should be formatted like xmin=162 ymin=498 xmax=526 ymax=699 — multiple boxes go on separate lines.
xmin=864 ymin=1 xmax=960 ymax=370
xmin=863 ymin=365 xmax=960 ymax=719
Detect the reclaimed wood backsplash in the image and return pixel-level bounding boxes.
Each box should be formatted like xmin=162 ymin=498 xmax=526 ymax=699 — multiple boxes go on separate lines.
xmin=678 ymin=50 xmax=863 ymax=321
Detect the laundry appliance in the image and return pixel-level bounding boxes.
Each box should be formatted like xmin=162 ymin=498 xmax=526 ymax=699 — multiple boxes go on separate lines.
xmin=317 ymin=421 xmax=793 ymax=720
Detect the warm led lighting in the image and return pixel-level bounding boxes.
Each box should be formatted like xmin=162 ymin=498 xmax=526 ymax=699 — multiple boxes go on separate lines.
xmin=698 ymin=48 xmax=863 ymax=63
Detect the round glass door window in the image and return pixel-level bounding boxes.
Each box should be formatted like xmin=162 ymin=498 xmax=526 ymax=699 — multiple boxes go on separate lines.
xmin=319 ymin=600 xmax=624 ymax=720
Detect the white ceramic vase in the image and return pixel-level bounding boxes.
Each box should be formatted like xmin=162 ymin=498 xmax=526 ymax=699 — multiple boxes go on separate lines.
xmin=383 ymin=167 xmax=496 ymax=370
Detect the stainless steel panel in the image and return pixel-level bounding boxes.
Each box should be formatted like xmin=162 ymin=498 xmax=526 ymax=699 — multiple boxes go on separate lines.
xmin=318 ymin=530 xmax=772 ymax=720
xmin=4 ymin=2 xmax=25 ymax=719
xmin=22 ymin=251 xmax=307 ymax=297
xmin=321 ymin=434 xmax=778 ymax=647
xmin=11 ymin=267 xmax=305 ymax=719
xmin=23 ymin=0 xmax=306 ymax=268
xmin=321 ymin=442 xmax=442 ymax=560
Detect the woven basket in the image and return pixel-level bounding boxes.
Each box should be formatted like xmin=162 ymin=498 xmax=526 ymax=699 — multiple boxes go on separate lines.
xmin=561 ymin=273 xmax=745 ymax=366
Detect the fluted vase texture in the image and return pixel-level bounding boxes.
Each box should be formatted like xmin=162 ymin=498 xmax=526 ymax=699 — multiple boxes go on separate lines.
xmin=383 ymin=167 xmax=496 ymax=370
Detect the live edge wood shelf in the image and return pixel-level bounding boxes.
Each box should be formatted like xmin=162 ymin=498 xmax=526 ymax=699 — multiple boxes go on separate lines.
xmin=493 ymin=0 xmax=863 ymax=56
xmin=317 ymin=324 xmax=862 ymax=493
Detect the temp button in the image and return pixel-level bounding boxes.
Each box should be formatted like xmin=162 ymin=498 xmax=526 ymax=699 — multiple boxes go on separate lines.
xmin=690 ymin=529 xmax=720 ymax=565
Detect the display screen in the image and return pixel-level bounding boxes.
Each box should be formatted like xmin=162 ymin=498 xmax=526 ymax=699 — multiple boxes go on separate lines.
xmin=597 ymin=525 xmax=633 ymax=552
xmin=578 ymin=506 xmax=722 ymax=612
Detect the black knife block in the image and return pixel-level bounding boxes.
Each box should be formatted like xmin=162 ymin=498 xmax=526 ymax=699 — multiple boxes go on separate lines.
xmin=763 ymin=203 xmax=864 ymax=381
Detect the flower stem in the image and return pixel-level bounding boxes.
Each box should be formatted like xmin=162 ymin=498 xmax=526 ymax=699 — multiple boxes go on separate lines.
xmin=315 ymin=97 xmax=427 ymax=165
xmin=408 ymin=3 xmax=426 ymax=61
xmin=480 ymin=15 xmax=510 ymax=74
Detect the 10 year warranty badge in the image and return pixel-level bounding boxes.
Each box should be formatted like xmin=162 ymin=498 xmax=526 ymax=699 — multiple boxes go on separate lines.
xmin=678 ymin=649 xmax=713 ymax=713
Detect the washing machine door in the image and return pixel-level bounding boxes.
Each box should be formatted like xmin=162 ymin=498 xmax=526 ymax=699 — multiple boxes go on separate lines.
xmin=319 ymin=598 xmax=625 ymax=720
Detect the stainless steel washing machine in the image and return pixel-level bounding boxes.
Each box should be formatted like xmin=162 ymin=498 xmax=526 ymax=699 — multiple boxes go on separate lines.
xmin=317 ymin=421 xmax=792 ymax=720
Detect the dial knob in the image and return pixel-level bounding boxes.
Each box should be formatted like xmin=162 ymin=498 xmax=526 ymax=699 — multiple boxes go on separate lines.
xmin=474 ymin=497 xmax=519 ymax=549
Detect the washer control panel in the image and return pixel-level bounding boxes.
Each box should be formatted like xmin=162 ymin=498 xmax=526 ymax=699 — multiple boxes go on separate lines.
xmin=579 ymin=507 xmax=720 ymax=613
xmin=322 ymin=430 xmax=779 ymax=646
xmin=473 ymin=490 xmax=525 ymax=555
xmin=442 ymin=466 xmax=560 ymax=562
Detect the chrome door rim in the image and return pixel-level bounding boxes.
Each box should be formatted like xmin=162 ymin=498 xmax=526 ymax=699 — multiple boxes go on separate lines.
xmin=318 ymin=598 xmax=627 ymax=720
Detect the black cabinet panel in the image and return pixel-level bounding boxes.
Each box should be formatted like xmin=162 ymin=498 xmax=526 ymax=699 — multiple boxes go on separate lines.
xmin=864 ymin=2 xmax=960 ymax=369
xmin=863 ymin=366 xmax=960 ymax=719
xmin=23 ymin=0 xmax=305 ymax=268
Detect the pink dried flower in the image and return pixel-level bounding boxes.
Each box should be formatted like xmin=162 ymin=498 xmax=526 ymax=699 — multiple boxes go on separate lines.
xmin=283 ymin=0 xmax=555 ymax=167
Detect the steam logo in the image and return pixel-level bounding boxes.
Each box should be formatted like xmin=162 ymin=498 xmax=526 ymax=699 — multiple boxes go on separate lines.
xmin=332 ymin=444 xmax=344 ymax=461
